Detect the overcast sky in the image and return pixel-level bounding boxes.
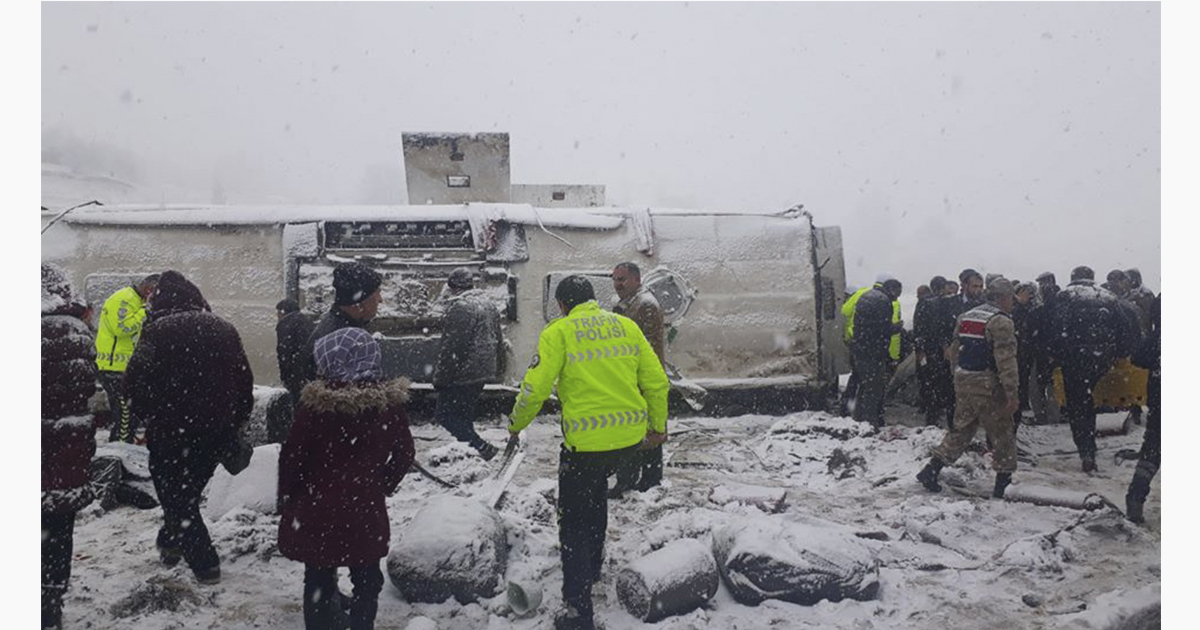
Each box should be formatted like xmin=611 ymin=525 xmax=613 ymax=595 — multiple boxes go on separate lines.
xmin=41 ymin=2 xmax=1160 ymax=290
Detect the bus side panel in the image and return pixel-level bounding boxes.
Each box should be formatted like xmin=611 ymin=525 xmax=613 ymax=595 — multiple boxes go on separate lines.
xmin=44 ymin=223 xmax=285 ymax=385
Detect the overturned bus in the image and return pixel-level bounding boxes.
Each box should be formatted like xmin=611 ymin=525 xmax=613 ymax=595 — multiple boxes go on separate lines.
xmin=41 ymin=203 xmax=850 ymax=415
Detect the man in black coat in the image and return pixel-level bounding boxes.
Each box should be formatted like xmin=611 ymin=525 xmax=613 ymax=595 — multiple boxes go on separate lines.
xmin=1124 ymin=268 xmax=1156 ymax=332
xmin=925 ymin=269 xmax=985 ymax=427
xmin=1126 ymin=294 xmax=1160 ymax=523
xmin=913 ymin=275 xmax=948 ymax=426
xmin=1048 ymin=266 xmax=1137 ymax=473
xmin=273 ymin=299 xmax=316 ymax=443
xmin=125 ymin=271 xmax=254 ymax=585
xmin=851 ymin=278 xmax=903 ymax=428
xmin=1030 ymin=272 xmax=1062 ymax=422
xmin=433 ymin=267 xmax=505 ymax=460
xmin=276 ymin=299 xmax=315 ymax=399
xmin=301 ymin=262 xmax=384 ymax=386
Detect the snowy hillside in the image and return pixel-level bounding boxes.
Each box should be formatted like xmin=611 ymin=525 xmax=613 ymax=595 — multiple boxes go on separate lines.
xmin=62 ymin=410 xmax=1160 ymax=629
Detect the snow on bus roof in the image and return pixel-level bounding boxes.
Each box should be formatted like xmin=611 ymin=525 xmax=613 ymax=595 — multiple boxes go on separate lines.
xmin=53 ymin=203 xmax=624 ymax=230
xmin=48 ymin=202 xmax=806 ymax=229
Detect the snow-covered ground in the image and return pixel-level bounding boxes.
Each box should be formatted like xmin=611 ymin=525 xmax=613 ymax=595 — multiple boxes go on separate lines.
xmin=63 ymin=406 xmax=1160 ymax=629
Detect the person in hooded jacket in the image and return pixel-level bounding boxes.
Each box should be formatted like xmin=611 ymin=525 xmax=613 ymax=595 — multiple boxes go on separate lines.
xmin=124 ymin=270 xmax=254 ymax=584
xmin=279 ymin=327 xmax=415 ymax=630
xmin=1048 ymin=266 xmax=1136 ymax=472
xmin=1125 ymin=294 xmax=1160 ymax=524
xmin=41 ymin=264 xmax=98 ymax=630
xmin=433 ymin=267 xmax=505 ymax=460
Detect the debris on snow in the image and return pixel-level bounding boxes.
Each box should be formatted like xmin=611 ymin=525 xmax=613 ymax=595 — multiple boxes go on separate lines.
xmin=617 ymin=537 xmax=719 ymax=622
xmin=712 ymin=514 xmax=881 ymax=606
xmin=109 ymin=575 xmax=214 ymax=619
xmin=1003 ymin=483 xmax=1108 ymax=511
xmin=708 ymin=482 xmax=788 ymax=514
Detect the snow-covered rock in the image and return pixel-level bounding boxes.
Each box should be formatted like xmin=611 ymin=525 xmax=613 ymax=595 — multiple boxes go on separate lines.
xmin=249 ymin=385 xmax=288 ymax=446
xmin=386 ymin=495 xmax=507 ymax=604
xmin=617 ymin=538 xmax=719 ymax=622
xmin=404 ymin=617 xmax=439 ymax=630
xmin=712 ymin=515 xmax=881 ymax=606
xmin=1057 ymin=583 xmax=1160 ymax=630
xmin=203 ymin=444 xmax=280 ymax=520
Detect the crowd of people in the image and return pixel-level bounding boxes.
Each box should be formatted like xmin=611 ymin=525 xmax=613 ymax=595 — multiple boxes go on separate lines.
xmin=841 ymin=265 xmax=1160 ymax=517
xmin=41 ymin=259 xmax=671 ymax=630
xmin=40 ymin=255 xmax=1158 ymax=630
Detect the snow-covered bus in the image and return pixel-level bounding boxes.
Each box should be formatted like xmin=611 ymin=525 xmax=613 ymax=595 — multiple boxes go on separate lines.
xmin=41 ymin=203 xmax=849 ymax=414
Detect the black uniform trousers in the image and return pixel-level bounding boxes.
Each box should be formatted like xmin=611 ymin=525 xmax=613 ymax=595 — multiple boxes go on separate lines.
xmin=100 ymin=370 xmax=137 ymax=443
xmin=42 ymin=511 xmax=76 ymax=628
xmin=435 ymin=383 xmax=489 ymax=452
xmin=1060 ymin=358 xmax=1112 ymax=461
xmin=558 ymin=443 xmax=639 ymax=621
xmin=1127 ymin=401 xmax=1161 ymax=505
xmin=302 ymin=563 xmax=384 ymax=630
xmin=612 ymin=445 xmax=663 ymax=492
xmin=927 ymin=352 xmax=955 ymax=427
xmin=851 ymin=349 xmax=889 ymax=428
xmin=148 ymin=438 xmax=224 ymax=573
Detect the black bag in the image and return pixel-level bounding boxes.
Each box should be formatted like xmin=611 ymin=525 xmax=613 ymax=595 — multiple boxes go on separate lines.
xmin=221 ymin=435 xmax=253 ymax=475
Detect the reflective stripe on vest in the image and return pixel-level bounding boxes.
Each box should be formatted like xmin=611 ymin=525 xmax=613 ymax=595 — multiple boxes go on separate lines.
xmin=562 ymin=409 xmax=648 ymax=435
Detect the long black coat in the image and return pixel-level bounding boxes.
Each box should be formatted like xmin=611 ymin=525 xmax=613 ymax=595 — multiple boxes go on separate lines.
xmin=1048 ymin=280 xmax=1136 ymax=366
xmin=434 ymin=289 xmax=504 ymax=387
xmin=42 ymin=267 xmax=98 ymax=514
xmin=851 ymin=288 xmax=896 ymax=359
xmin=276 ymin=310 xmax=316 ymax=397
xmin=125 ymin=271 xmax=254 ymax=453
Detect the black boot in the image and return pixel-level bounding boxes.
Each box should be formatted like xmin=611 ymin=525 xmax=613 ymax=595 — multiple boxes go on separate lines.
xmin=917 ymin=458 xmax=945 ymax=493
xmin=992 ymin=473 xmax=1012 ymax=499
xmin=1125 ymin=495 xmax=1145 ymax=524
xmin=1081 ymin=455 xmax=1097 ymax=473
xmin=1125 ymin=464 xmax=1155 ymax=524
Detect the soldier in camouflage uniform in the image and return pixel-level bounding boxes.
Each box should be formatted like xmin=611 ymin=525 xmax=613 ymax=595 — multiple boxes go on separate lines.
xmin=917 ymin=278 xmax=1020 ymax=499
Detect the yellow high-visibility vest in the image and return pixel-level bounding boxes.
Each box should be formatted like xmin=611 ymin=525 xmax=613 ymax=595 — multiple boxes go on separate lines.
xmin=843 ymin=283 xmax=901 ymax=360
xmin=95 ymin=286 xmax=147 ymax=373
xmin=509 ymin=301 xmax=670 ymax=453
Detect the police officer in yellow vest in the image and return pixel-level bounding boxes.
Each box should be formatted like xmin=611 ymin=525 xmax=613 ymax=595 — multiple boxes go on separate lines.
xmin=95 ymin=274 xmax=159 ymax=443
xmin=508 ymin=276 xmax=670 ymax=630
xmin=841 ymin=277 xmax=902 ymax=419
xmin=843 ymin=280 xmax=902 ymax=360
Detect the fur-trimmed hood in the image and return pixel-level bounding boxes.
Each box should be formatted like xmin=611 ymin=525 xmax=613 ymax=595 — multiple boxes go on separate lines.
xmin=300 ymin=378 xmax=410 ymax=415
